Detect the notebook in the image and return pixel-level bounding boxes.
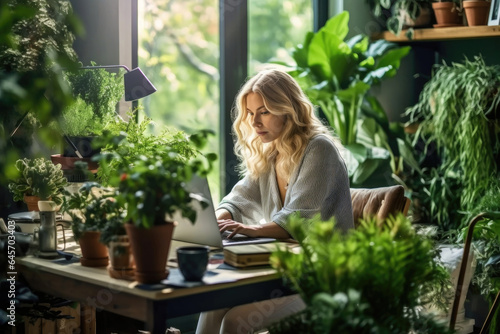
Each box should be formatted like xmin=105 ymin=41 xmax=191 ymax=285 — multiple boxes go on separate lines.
xmin=171 ymin=176 xmax=276 ymax=248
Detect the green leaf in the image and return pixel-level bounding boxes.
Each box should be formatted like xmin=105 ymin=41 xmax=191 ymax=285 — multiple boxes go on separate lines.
xmin=308 ymin=30 xmax=349 ymax=82
xmin=376 ymin=47 xmax=411 ymax=77
xmin=319 ymin=11 xmax=349 ymax=41
xmin=292 ymin=32 xmax=315 ymax=68
xmin=352 ymin=158 xmax=387 ymax=187
xmin=346 ymin=34 xmax=368 ymax=54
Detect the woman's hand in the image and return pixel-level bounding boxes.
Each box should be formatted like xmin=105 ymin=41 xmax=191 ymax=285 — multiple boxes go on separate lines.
xmin=218 ymin=219 xmax=260 ymax=238
xmin=218 ymin=219 xmax=291 ymax=239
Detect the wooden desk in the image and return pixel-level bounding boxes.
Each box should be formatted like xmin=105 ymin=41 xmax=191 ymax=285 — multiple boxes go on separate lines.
xmin=16 ymin=234 xmax=290 ymax=333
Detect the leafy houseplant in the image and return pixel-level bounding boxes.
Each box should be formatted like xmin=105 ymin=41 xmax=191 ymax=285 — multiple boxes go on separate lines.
xmin=269 ymin=215 xmax=449 ymax=333
xmin=49 ymin=62 xmax=124 ymax=163
xmin=268 ymin=214 xmax=452 ymax=333
xmin=8 ymin=158 xmax=68 ymax=210
xmin=48 ymin=63 xmax=124 ymax=182
xmin=60 ymin=63 xmax=124 ymax=138
xmin=0 ymin=1 xmax=80 ymax=183
xmin=0 ymin=0 xmax=78 ymax=73
xmin=61 ymin=182 xmax=122 ymax=267
xmin=274 ymin=11 xmax=415 ymax=187
xmin=95 ymin=111 xmax=204 ymax=187
xmin=96 ymin=125 xmax=217 ymax=283
xmin=365 ymin=0 xmax=433 ymax=38
xmin=406 ymin=56 xmax=500 ymax=234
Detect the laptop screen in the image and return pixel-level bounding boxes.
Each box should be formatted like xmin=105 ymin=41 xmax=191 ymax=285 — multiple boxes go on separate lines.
xmin=171 ymin=176 xmax=276 ymax=248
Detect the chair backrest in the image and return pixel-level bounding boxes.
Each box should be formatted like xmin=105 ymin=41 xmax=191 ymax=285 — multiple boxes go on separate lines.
xmin=350 ymin=185 xmax=410 ymax=228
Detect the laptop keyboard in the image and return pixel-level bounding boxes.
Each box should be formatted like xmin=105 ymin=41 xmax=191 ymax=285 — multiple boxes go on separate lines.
xmin=221 ymin=231 xmax=257 ymax=242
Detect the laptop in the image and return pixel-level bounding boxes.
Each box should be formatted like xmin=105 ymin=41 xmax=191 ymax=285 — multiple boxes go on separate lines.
xmin=171 ymin=176 xmax=276 ymax=248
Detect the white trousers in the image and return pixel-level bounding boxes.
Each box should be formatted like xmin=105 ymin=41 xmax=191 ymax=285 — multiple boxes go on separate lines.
xmin=195 ymin=294 xmax=305 ymax=334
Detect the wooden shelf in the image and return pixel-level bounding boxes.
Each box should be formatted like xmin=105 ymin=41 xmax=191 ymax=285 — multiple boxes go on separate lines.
xmin=373 ymin=25 xmax=500 ymax=42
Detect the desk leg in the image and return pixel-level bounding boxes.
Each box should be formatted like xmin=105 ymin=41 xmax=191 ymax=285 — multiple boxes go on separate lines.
xmin=81 ymin=305 xmax=96 ymax=334
xmin=145 ymin=301 xmax=167 ymax=334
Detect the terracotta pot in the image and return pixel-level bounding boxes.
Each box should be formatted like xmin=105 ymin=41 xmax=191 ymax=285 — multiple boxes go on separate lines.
xmin=402 ymin=6 xmax=432 ymax=28
xmin=125 ymin=221 xmax=176 ymax=284
xmin=78 ymin=231 xmax=109 ymax=267
xmin=107 ymin=235 xmax=135 ymax=281
xmin=62 ymin=136 xmax=100 ymax=158
xmin=51 ymin=154 xmax=99 ymax=182
xmin=23 ymin=194 xmax=41 ymax=212
xmin=50 ymin=154 xmax=99 ymax=171
xmin=463 ymin=0 xmax=491 ymax=26
xmin=432 ymin=2 xmax=463 ymax=27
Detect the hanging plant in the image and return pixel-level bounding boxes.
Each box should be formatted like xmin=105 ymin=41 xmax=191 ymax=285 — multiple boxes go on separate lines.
xmin=407 ymin=55 xmax=500 ymax=232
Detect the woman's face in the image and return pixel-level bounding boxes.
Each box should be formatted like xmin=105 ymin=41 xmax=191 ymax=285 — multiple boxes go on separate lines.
xmin=246 ymin=92 xmax=285 ymax=143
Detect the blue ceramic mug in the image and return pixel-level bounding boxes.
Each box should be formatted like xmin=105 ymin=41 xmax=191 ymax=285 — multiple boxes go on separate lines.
xmin=176 ymin=246 xmax=210 ymax=281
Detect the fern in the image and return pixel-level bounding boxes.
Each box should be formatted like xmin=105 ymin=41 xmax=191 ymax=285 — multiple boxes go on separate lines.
xmin=269 ymin=214 xmax=451 ymax=333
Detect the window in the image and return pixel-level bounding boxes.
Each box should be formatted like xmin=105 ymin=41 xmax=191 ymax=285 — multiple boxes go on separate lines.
xmin=248 ymin=0 xmax=313 ymax=75
xmin=138 ymin=0 xmax=221 ymax=200
xmin=137 ymin=0 xmax=315 ymax=201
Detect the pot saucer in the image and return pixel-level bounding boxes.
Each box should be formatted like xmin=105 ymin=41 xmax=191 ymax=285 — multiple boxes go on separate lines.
xmin=80 ymin=256 xmax=109 ymax=267
xmin=433 ymin=23 xmax=463 ymax=28
xmin=38 ymin=250 xmax=59 ymax=259
xmin=108 ymin=265 xmax=135 ymax=281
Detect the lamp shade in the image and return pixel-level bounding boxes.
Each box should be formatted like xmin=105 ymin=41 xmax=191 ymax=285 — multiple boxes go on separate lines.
xmin=124 ymin=67 xmax=157 ymax=101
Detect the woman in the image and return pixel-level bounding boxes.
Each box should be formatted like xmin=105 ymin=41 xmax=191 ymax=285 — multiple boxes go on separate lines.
xmin=196 ymin=69 xmax=353 ymax=334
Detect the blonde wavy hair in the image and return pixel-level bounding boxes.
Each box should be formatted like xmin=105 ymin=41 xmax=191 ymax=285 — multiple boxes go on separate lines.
xmin=232 ymin=69 xmax=338 ymax=180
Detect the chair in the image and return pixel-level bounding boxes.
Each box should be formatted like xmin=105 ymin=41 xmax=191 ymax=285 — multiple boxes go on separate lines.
xmin=450 ymin=212 xmax=500 ymax=333
xmin=350 ymin=185 xmax=411 ymax=228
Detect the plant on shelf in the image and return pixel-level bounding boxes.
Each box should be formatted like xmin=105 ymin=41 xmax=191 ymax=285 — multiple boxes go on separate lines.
xmin=273 ymin=11 xmax=416 ymax=187
xmin=432 ymin=0 xmax=464 ymax=27
xmin=95 ymin=124 xmax=217 ymax=283
xmin=406 ymin=55 xmax=500 ymax=235
xmin=267 ymin=213 xmax=451 ymax=333
xmin=365 ymin=0 xmax=433 ymax=38
xmin=8 ymin=158 xmax=68 ymax=211
xmin=463 ymin=0 xmax=491 ymax=26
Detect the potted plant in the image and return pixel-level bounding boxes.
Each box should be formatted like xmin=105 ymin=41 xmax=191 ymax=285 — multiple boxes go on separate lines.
xmin=267 ymin=213 xmax=451 ymax=333
xmin=59 ymin=62 xmax=123 ymax=142
xmin=100 ymin=210 xmax=134 ymax=280
xmin=61 ymin=182 xmax=121 ymax=267
xmin=94 ymin=110 xmax=203 ymax=186
xmin=432 ymin=0 xmax=464 ymax=27
xmin=8 ymin=158 xmax=68 ymax=211
xmin=0 ymin=0 xmax=80 ymax=193
xmin=463 ymin=0 xmax=491 ymax=26
xmin=365 ymin=0 xmax=434 ymax=38
xmin=405 ymin=55 xmax=500 ymax=235
xmin=103 ymin=228 xmax=134 ymax=280
xmin=273 ymin=11 xmax=416 ymax=188
xmin=49 ymin=62 xmax=124 ymax=182
xmin=96 ymin=125 xmax=216 ymax=284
